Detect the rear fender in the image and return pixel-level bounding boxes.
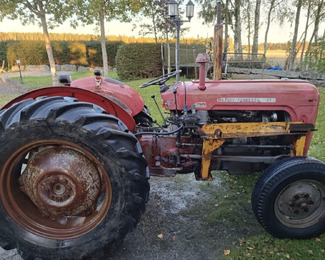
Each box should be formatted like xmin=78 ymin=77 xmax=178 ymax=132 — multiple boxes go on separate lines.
xmin=2 ymin=86 xmax=136 ymax=131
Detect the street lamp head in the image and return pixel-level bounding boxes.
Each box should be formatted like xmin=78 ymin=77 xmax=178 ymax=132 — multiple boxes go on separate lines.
xmin=186 ymin=0 xmax=194 ymax=21
xmin=16 ymin=58 xmax=20 ymax=65
xmin=167 ymin=0 xmax=178 ymax=18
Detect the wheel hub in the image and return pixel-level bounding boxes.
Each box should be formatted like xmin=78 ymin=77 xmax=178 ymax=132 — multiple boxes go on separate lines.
xmin=276 ymin=180 xmax=325 ymax=227
xmin=290 ymin=193 xmax=314 ymax=213
xmin=19 ymin=146 xmax=101 ymax=218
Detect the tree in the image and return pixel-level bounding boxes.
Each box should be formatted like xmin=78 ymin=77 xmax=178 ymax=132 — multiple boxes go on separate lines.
xmin=251 ymin=0 xmax=262 ymax=58
xmin=299 ymin=0 xmax=312 ymax=66
xmin=72 ymin=0 xmax=142 ymax=78
xmin=304 ymin=0 xmax=325 ymax=70
xmin=242 ymin=0 xmax=253 ymax=54
xmin=197 ymin=0 xmax=243 ymax=58
xmin=263 ymin=0 xmax=286 ymax=57
xmin=233 ymin=0 xmax=243 ymax=58
xmin=0 ymin=0 xmax=73 ymax=85
xmin=133 ymin=0 xmax=165 ymax=43
xmin=286 ymin=0 xmax=303 ymax=71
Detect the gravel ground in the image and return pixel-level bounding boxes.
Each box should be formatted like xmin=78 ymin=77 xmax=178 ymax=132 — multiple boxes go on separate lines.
xmin=0 ymin=77 xmax=23 ymax=95
xmin=0 ymin=174 xmax=262 ymax=260
xmin=0 ymin=78 xmax=263 ymax=260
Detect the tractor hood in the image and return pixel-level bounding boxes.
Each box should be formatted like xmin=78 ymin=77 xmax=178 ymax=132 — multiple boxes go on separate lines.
xmin=161 ymin=79 xmax=320 ymax=123
xmin=71 ymin=76 xmax=144 ymax=116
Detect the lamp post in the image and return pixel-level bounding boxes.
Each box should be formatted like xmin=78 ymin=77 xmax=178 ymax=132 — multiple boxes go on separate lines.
xmin=16 ymin=58 xmax=23 ymax=84
xmin=167 ymin=0 xmax=194 ymax=82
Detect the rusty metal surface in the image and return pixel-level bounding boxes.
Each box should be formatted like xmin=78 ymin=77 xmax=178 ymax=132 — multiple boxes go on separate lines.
xmin=0 ymin=140 xmax=111 ymax=239
xmin=199 ymin=122 xmax=313 ymax=180
xmin=201 ymin=139 xmax=225 ymax=180
xmin=201 ymin=122 xmax=314 ymax=139
xmin=19 ymin=146 xmax=101 ymax=217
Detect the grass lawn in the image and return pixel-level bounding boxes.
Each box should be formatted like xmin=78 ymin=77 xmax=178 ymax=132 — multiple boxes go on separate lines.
xmin=1 ymin=72 xmax=325 ymax=259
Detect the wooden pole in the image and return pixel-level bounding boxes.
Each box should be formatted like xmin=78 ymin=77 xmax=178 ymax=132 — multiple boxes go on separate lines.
xmin=213 ymin=2 xmax=223 ymax=80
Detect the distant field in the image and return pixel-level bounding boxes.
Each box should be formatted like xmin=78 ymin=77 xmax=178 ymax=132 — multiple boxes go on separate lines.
xmin=265 ymin=49 xmax=287 ymax=67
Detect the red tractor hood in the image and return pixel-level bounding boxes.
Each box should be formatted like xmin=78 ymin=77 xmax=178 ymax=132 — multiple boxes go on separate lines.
xmin=162 ymin=79 xmax=319 ymax=123
xmin=71 ymin=76 xmax=144 ymax=116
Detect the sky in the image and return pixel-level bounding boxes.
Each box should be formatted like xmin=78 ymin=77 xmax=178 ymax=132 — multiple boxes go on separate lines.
xmin=0 ymin=5 xmax=321 ymax=44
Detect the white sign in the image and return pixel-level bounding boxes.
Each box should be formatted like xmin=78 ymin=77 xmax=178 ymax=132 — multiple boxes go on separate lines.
xmin=217 ymin=97 xmax=276 ymax=103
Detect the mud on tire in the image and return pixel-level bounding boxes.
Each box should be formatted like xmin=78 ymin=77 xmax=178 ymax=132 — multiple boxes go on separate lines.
xmin=0 ymin=96 xmax=149 ymax=259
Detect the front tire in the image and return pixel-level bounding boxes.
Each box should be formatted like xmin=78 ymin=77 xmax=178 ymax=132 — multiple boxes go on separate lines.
xmin=0 ymin=96 xmax=149 ymax=259
xmin=252 ymin=157 xmax=325 ymax=238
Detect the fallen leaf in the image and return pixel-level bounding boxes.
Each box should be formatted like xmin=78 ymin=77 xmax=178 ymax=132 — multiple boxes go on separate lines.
xmin=224 ymin=250 xmax=230 ymax=255
xmin=158 ymin=233 xmax=163 ymax=239
xmin=247 ymin=247 xmax=254 ymax=251
xmin=308 ymin=250 xmax=313 ymax=255
xmin=316 ymin=237 xmax=321 ymax=242
xmin=172 ymin=236 xmax=177 ymax=241
xmin=246 ymin=253 xmax=252 ymax=257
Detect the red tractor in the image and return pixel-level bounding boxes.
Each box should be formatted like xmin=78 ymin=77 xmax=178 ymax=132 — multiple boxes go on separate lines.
xmin=0 ymin=56 xmax=324 ymax=259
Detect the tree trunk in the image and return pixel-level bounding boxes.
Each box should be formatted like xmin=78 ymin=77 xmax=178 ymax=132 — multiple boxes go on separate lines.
xmin=263 ymin=0 xmax=276 ymax=57
xmin=152 ymin=12 xmax=158 ymax=44
xmin=286 ymin=0 xmax=302 ymax=71
xmin=303 ymin=0 xmax=324 ymax=70
xmin=246 ymin=1 xmax=252 ymax=55
xmin=100 ymin=9 xmax=109 ymax=78
xmin=234 ymin=0 xmax=243 ymax=59
xmin=299 ymin=0 xmax=312 ymax=66
xmin=40 ymin=14 xmax=58 ymax=85
xmin=224 ymin=0 xmax=229 ymax=54
xmin=166 ymin=27 xmax=171 ymax=74
xmin=252 ymin=0 xmax=261 ymax=59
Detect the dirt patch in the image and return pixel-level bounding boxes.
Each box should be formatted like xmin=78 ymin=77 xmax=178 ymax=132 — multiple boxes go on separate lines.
xmin=0 ymin=171 xmax=264 ymax=260
xmin=0 ymin=78 xmax=22 ymax=95
xmin=106 ymin=173 xmax=264 ymax=260
xmin=0 ymin=172 xmax=265 ymax=260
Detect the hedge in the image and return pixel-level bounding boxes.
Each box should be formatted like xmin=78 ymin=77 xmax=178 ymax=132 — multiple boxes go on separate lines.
xmin=4 ymin=40 xmax=124 ymax=68
xmin=116 ymin=43 xmax=162 ymax=80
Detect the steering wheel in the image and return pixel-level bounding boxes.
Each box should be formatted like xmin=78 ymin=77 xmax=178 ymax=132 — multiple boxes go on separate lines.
xmin=139 ymin=70 xmax=181 ymax=88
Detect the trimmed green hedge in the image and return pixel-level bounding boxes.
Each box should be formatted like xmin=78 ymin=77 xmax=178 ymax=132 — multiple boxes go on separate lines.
xmin=116 ymin=43 xmax=162 ymax=80
xmin=0 ymin=41 xmax=13 ymax=70
xmin=5 ymin=40 xmax=124 ymax=68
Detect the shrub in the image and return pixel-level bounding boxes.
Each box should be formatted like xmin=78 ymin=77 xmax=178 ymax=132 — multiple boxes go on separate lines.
xmin=0 ymin=41 xmax=14 ymax=70
xmin=116 ymin=43 xmax=162 ymax=80
xmin=5 ymin=40 xmax=124 ymax=68
xmin=7 ymin=41 xmax=48 ymax=67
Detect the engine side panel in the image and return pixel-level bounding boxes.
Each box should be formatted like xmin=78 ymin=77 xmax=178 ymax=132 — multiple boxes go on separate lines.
xmin=161 ymin=80 xmax=319 ymax=124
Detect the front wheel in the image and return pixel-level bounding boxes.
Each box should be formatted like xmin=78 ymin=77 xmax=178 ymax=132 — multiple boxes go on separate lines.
xmin=252 ymin=157 xmax=325 ymax=238
xmin=0 ymin=96 xmax=149 ymax=259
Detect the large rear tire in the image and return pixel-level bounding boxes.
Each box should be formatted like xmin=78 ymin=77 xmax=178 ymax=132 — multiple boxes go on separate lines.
xmin=0 ymin=96 xmax=149 ymax=259
xmin=252 ymin=157 xmax=325 ymax=238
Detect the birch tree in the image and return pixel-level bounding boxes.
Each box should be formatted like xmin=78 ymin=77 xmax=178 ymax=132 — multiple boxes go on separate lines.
xmin=286 ymin=0 xmax=303 ymax=71
xmin=263 ymin=0 xmax=286 ymax=57
xmin=72 ymin=0 xmax=142 ymax=78
xmin=233 ymin=0 xmax=243 ymax=58
xmin=0 ymin=0 xmax=73 ymax=85
xmin=304 ymin=0 xmax=325 ymax=70
xmin=251 ymin=0 xmax=261 ymax=58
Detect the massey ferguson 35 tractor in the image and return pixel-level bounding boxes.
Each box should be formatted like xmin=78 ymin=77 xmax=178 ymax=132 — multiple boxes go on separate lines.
xmin=0 ymin=53 xmax=324 ymax=259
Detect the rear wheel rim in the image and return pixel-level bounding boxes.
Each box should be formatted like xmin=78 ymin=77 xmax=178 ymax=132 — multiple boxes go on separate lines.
xmin=0 ymin=140 xmax=112 ymax=239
